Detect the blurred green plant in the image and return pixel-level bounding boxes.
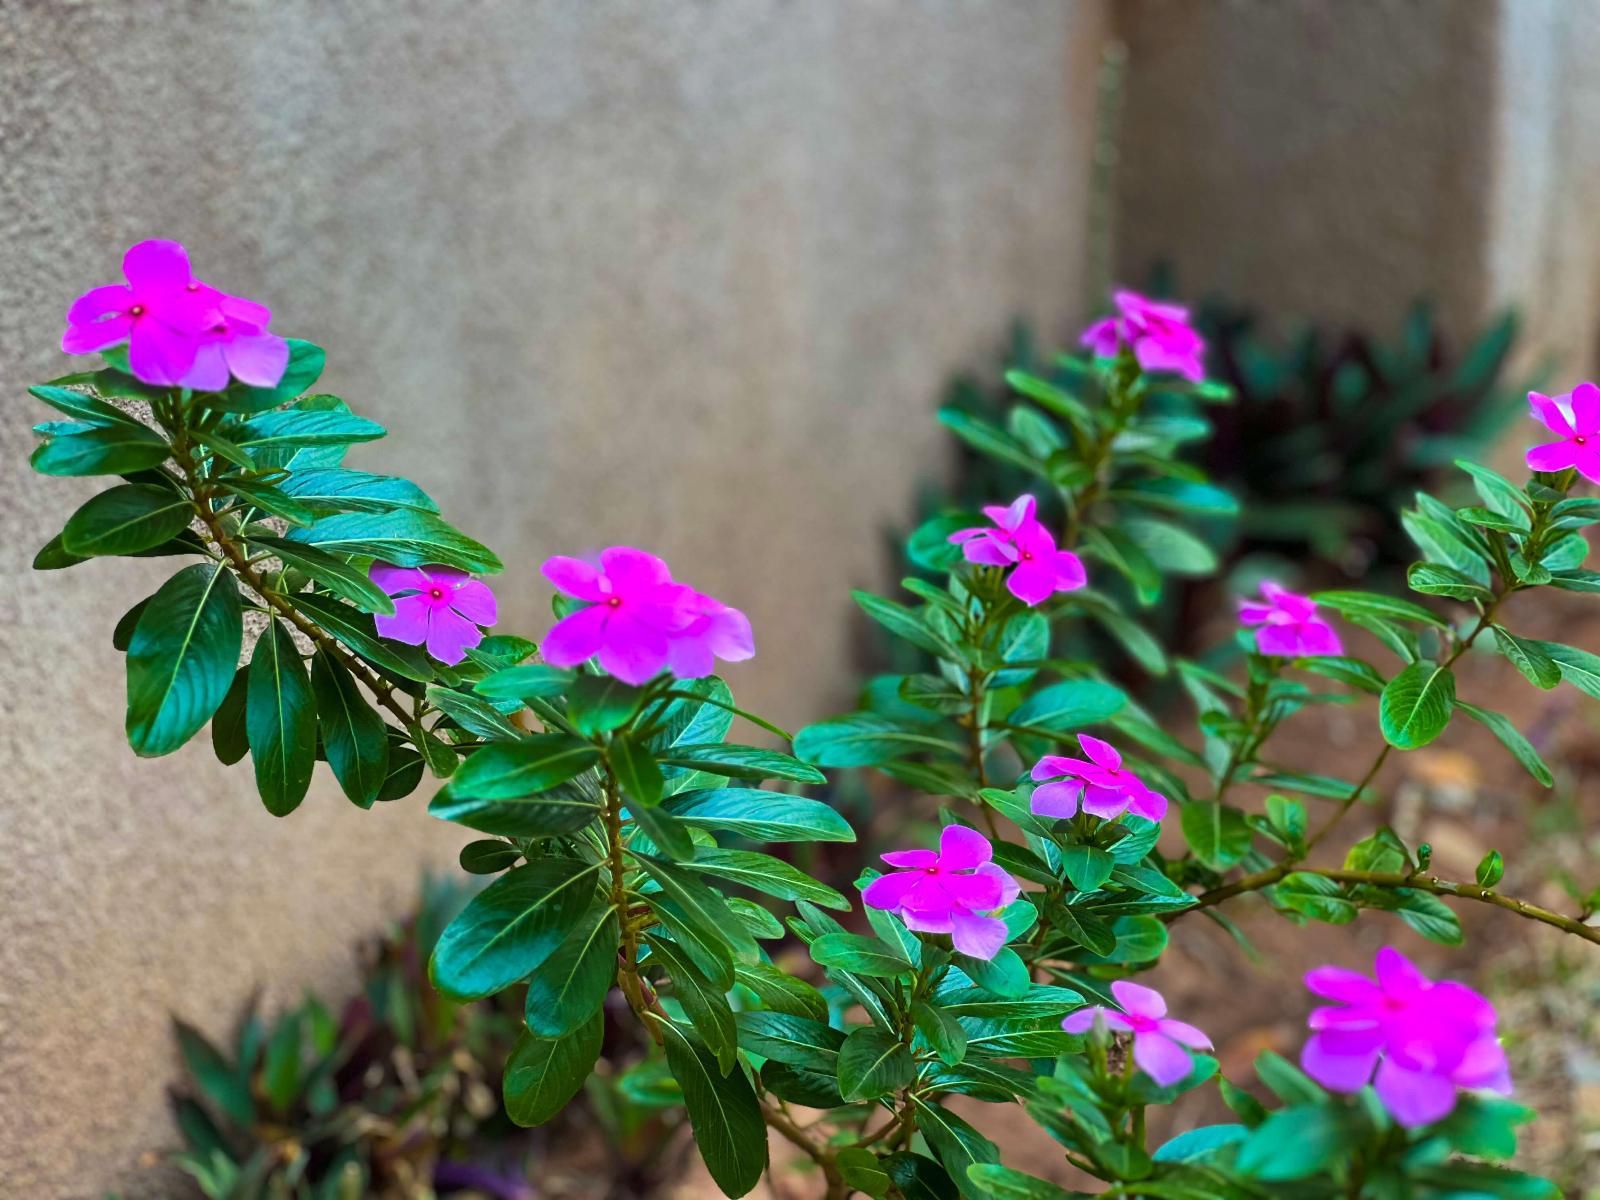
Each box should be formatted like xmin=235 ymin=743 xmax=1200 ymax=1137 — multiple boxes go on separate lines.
xmin=164 ymin=876 xmax=684 ymax=1200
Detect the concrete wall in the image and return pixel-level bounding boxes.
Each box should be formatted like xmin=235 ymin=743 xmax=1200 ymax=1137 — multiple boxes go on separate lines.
xmin=0 ymin=2 xmax=1109 ymax=1194
xmin=1116 ymin=0 xmax=1600 ymax=387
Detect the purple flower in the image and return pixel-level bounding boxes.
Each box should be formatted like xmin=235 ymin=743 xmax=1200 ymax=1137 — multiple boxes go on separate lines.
xmin=1301 ymin=947 xmax=1511 ymax=1128
xmin=540 ymin=547 xmax=753 ymax=687
xmin=948 ymin=494 xmax=1087 ymax=606
xmin=1238 ymin=581 xmax=1343 ymax=657
xmin=862 ymin=824 xmax=1020 ymax=960
xmin=1080 ymin=290 xmax=1207 ymax=383
xmin=1526 ymin=385 xmax=1600 ymax=483
xmin=1062 ymin=980 xmax=1212 ymax=1087
xmin=1029 ymin=735 xmax=1168 ymax=822
xmin=60 ymin=240 xmax=287 ymax=390
xmin=370 ymin=563 xmax=498 ymax=665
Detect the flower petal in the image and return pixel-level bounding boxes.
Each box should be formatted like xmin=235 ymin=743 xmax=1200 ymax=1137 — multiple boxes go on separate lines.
xmin=1297 ymin=619 xmax=1343 ymax=657
xmin=862 ymin=870 xmax=922 ymax=910
xmin=541 ymin=555 xmax=609 ymax=601
xmin=974 ymin=862 xmax=1020 ymax=907
xmin=374 ymin=593 xmax=433 ymax=646
xmin=122 ymin=239 xmax=192 ymax=290
xmin=1525 ymin=440 xmax=1580 ymax=473
xmin=881 ymin=848 xmax=938 ymax=869
xmin=127 ymin=319 xmax=199 ymax=386
xmin=180 ymin=342 xmax=232 ymax=392
xmin=370 ymin=563 xmax=430 ymax=595
xmin=665 ymin=632 xmax=718 ymax=679
xmin=1300 ymin=1032 xmax=1381 ymax=1093
xmin=426 ymin=605 xmax=484 ymax=665
xmin=941 ymin=870 xmax=1004 ymax=913
xmin=1304 ymin=964 xmax=1380 ymax=1005
xmin=1029 ymin=779 xmax=1083 ymax=819
xmin=595 ymin=610 xmax=669 ymax=685
xmin=938 ymin=823 xmax=991 ymax=871
xmin=1063 ymin=1007 xmax=1134 ymax=1035
xmin=1109 ymin=980 xmax=1167 ymax=1019
xmin=1077 ymin=734 xmax=1121 ymax=770
xmin=540 ymin=605 xmax=609 ymax=667
xmin=949 ymin=912 xmax=1008 ymax=960
xmin=600 ymin=546 xmax=672 ymax=589
xmin=1006 ymin=559 xmax=1058 ymax=606
xmin=222 ymin=331 xmax=290 ymax=387
xmin=449 ymin=579 xmax=498 ymax=626
xmin=1374 ymin=946 xmax=1427 ymax=996
xmin=1157 ymin=1018 xmax=1212 ymax=1050
xmin=1132 ymin=1031 xmax=1193 ymax=1087
xmin=1571 ymin=382 xmax=1600 ymax=434
xmin=1374 ymin=1059 xmax=1459 ymax=1128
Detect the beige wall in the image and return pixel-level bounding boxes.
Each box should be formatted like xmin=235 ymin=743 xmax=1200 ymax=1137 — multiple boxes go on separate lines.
xmin=0 ymin=3 xmax=1110 ymax=1194
xmin=1112 ymin=0 xmax=1600 ymax=468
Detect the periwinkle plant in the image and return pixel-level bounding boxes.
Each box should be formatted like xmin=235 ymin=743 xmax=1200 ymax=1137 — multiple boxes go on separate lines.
xmin=28 ymin=242 xmax=1595 ymax=1199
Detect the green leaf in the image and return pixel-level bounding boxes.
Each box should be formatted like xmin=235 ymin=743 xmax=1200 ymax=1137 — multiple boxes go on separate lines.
xmin=1180 ymin=802 xmax=1252 ymax=870
xmin=638 ymin=858 xmax=759 ymax=969
xmin=32 ymin=531 xmax=88 ymax=571
xmin=261 ymin=1009 xmax=303 ymax=1112
xmin=219 ymin=478 xmax=316 ymax=526
xmin=610 ymin=733 xmax=664 ymax=809
xmin=734 ymin=962 xmax=829 ymax=1022
xmin=231 ymin=407 xmax=385 ymax=451
xmin=1491 ymin=626 xmax=1560 ymax=689
xmin=567 ymin=673 xmax=645 ymax=736
xmin=61 ymin=484 xmax=191 ymax=557
xmin=685 ymin=849 xmax=850 ymax=910
xmin=629 ymin=801 xmax=696 ymax=860
xmin=292 ymin=592 xmax=435 ymax=682
xmin=1406 ymin=561 xmax=1494 ymax=603
xmin=838 ymin=1148 xmax=893 ymax=1199
xmin=1312 ymin=589 xmax=1447 ymax=628
xmin=216 ymin=339 xmax=326 ymax=411
xmin=1151 ymin=1123 xmax=1249 ymax=1165
xmin=1390 ymin=889 xmax=1463 ymax=945
xmin=284 ymin=510 xmax=502 ymax=575
xmin=1005 ymin=680 xmax=1126 ymax=735
xmin=425 ymin=684 xmax=524 ymax=740
xmin=656 ymin=743 xmax=826 ymax=785
xmin=173 ymin=1019 xmax=254 ymax=1127
xmin=647 ymin=934 xmax=739 ymax=1072
xmin=1252 ymin=1050 xmax=1327 ymax=1105
xmin=503 ymin=1013 xmax=602 ymax=1127
xmin=794 ymin=713 xmax=962 ymax=767
xmin=1235 ymin=1105 xmax=1366 ymax=1181
xmin=126 ymin=564 xmax=243 ymax=757
xmin=663 ymin=789 xmax=855 ymax=843
xmin=1297 ymin=655 xmax=1386 ymax=694
xmin=965 ymin=1165 xmax=1080 ymax=1199
xmin=886 ymin=1152 xmax=961 ymax=1200
xmin=854 ymin=589 xmax=959 ymax=658
xmin=913 ymin=999 xmax=969 ymax=1066
xmin=275 ymin=467 xmax=438 ymax=515
xmin=912 ymin=1098 xmax=999 ymax=1199
xmin=837 ymin=1028 xmax=914 ymax=1101
xmin=28 ymin=383 xmax=142 ymax=427
xmin=1476 ymin=849 xmax=1505 ymax=888
xmin=955 ymin=949 xmax=1031 ymax=997
xmin=1059 ymin=845 xmax=1115 ymax=892
xmin=245 ymin=621 xmax=317 ymax=817
xmin=449 ymin=735 xmax=599 ymax=799
xmin=459 ymin=839 xmax=520 ymax=874
xmin=658 ymin=1019 xmax=768 ymax=1199
xmin=309 ymin=647 xmax=388 ymax=808
xmin=1379 ymin=661 xmax=1455 ymax=749
xmin=210 ymin=666 xmax=250 ymax=765
xmin=31 ymin=423 xmax=171 ymax=476
xmin=247 ymin=536 xmax=395 ymax=615
xmin=1122 ymin=516 xmax=1218 ymax=577
xmin=735 ymin=1010 xmax=844 ymax=1069
xmin=429 ymin=776 xmax=602 ymax=837
xmin=1528 ymin=639 xmax=1600 ymax=699
xmin=474 ymin=663 xmax=575 ymax=701
xmin=429 ymin=857 xmax=599 ymax=1000
xmin=937 ymin=407 xmax=1043 ymax=474
xmin=810 ymin=932 xmax=912 ymax=978
xmin=1457 ymin=701 xmax=1553 ymax=787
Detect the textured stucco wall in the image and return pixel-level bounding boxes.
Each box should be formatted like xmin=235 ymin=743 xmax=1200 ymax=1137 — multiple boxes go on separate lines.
xmin=0 ymin=2 xmax=1109 ymax=1194
xmin=1115 ymin=0 xmax=1503 ymax=339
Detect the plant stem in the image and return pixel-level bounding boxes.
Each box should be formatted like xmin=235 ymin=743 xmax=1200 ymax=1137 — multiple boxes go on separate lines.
xmin=603 ymin=771 xmax=661 ymax=1044
xmin=762 ymin=1102 xmax=845 ymax=1199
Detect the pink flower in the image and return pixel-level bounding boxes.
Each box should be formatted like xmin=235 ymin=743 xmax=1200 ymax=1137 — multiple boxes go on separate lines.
xmin=1526 ymin=385 xmax=1600 ymax=483
xmin=1238 ymin=581 xmax=1342 ymax=657
xmin=540 ymin=547 xmax=753 ymax=686
xmin=947 ymin=494 xmax=1087 ymax=606
xmin=1301 ymin=947 xmax=1511 ymax=1128
xmin=60 ymin=239 xmax=287 ymax=390
xmin=862 ymin=824 xmax=1020 ymax=960
xmin=1062 ymin=980 xmax=1211 ymax=1087
xmin=1030 ymin=735 xmax=1168 ymax=822
xmin=1080 ymin=290 xmax=1207 ymax=383
xmin=370 ymin=563 xmax=498 ymax=665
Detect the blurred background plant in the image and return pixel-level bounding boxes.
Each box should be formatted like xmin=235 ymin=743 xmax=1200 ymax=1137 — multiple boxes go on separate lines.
xmin=160 ymin=875 xmax=686 ymax=1200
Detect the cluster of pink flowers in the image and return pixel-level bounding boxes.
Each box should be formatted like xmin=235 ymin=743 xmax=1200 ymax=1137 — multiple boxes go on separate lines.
xmin=1238 ymin=581 xmax=1343 ymax=657
xmin=1526 ymin=384 xmax=1600 ymax=484
xmin=862 ymin=824 xmax=1020 ymax=960
xmin=948 ymin=494 xmax=1087 ymax=606
xmin=371 ymin=564 xmax=500 ymax=665
xmin=1080 ymin=290 xmax=1207 ymax=383
xmin=1063 ymin=980 xmax=1212 ymax=1087
xmin=1301 ymin=947 xmax=1511 ymax=1127
xmin=62 ymin=240 xmax=288 ymax=391
xmin=1030 ymin=734 xmax=1168 ymax=822
xmin=540 ymin=547 xmax=754 ymax=686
